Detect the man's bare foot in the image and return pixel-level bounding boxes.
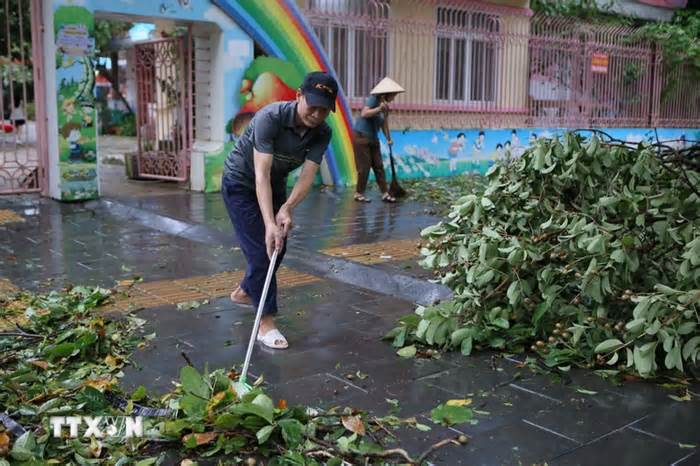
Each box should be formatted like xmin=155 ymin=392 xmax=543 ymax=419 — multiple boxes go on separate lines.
xmin=230 ymin=285 xmax=252 ymax=306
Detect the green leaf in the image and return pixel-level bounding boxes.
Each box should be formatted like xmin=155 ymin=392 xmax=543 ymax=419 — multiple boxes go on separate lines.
xmin=397 ymin=345 xmax=417 ymax=358
xmin=232 ymin=401 xmax=274 ymax=425
xmin=665 ymin=341 xmax=683 ymax=371
xmin=392 ymin=327 xmax=407 ymax=348
xmin=134 ymin=458 xmax=158 ymax=466
xmin=214 ymin=413 xmax=241 ymax=430
xmin=451 ymin=328 xmax=473 ymax=346
xmin=10 ymin=432 xmax=37 ymax=461
xmin=491 ymin=317 xmax=510 ymax=329
xmin=482 ymin=227 xmax=501 ymax=239
xmin=278 ymin=419 xmax=304 ymax=447
xmin=583 ymin=276 xmax=603 ymax=303
xmin=507 ymin=281 xmax=521 ymax=306
xmin=507 ymin=248 xmax=525 ymax=266
xmin=611 ymin=249 xmax=626 ymax=263
xmin=431 ymin=404 xmax=473 ymax=426
xmin=625 ymin=318 xmax=646 ymax=333
xmin=633 ymin=298 xmax=652 ymax=320
xmin=425 ymin=319 xmax=442 ymax=345
xmin=256 ymin=425 xmax=275 ymax=444
xmin=682 ymin=336 xmax=700 ymax=361
xmin=678 ymin=322 xmax=696 ymax=335
xmin=337 ymin=433 xmax=358 ymax=453
xmin=180 ymin=394 xmax=207 ymax=418
xmin=540 ymin=216 xmax=553 ymax=229
xmin=44 ymin=342 xmax=78 ymax=361
xmin=598 ymin=196 xmax=618 ymax=208
xmin=594 ymin=339 xmax=623 ymax=354
xmin=415 ymin=422 xmax=432 ymax=432
xmin=461 ymin=337 xmax=473 ymax=356
xmin=416 ymin=319 xmax=430 ymax=340
xmin=634 ymin=343 xmax=657 ymax=378
xmin=252 ymin=394 xmax=275 ymax=422
xmin=587 ymin=235 xmax=605 ymax=254
xmin=533 ymin=146 xmax=546 ymax=171
xmin=532 ymin=302 xmax=549 ymax=326
xmin=475 ymin=269 xmax=495 ymax=287
xmin=180 ymin=366 xmax=209 ymax=399
xmin=131 ymin=385 xmax=147 ymax=402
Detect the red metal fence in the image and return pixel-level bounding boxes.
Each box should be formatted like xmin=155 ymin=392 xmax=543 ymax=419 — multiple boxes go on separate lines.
xmin=302 ymin=0 xmax=699 ymax=129
xmin=0 ymin=0 xmax=47 ymax=194
xmin=528 ymin=15 xmax=657 ymax=128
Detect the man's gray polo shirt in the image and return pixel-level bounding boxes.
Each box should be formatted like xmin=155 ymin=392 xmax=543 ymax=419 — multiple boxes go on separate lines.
xmin=223 ymin=101 xmax=332 ymax=202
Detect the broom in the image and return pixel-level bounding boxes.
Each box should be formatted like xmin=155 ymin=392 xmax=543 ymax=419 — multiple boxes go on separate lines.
xmin=231 ymin=248 xmax=279 ymax=396
xmin=384 ymin=117 xmax=406 ymax=198
xmin=388 ymin=144 xmax=406 ymax=198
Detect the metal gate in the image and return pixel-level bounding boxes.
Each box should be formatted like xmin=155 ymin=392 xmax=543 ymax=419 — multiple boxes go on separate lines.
xmin=0 ymin=0 xmax=47 ymax=194
xmin=131 ymin=35 xmax=191 ymax=181
xmin=527 ymin=15 xmax=656 ymax=128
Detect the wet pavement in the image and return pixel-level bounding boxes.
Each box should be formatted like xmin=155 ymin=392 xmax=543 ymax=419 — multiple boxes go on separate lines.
xmin=1 ymin=190 xmax=699 ymax=465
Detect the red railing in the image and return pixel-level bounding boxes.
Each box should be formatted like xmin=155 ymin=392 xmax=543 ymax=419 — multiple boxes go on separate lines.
xmin=302 ymin=0 xmax=699 ymax=129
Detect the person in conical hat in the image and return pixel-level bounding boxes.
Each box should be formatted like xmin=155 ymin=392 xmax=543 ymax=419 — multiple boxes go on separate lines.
xmin=352 ymin=77 xmax=405 ymax=203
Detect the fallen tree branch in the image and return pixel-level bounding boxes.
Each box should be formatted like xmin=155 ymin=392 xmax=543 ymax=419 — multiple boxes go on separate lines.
xmin=0 ymin=331 xmax=43 ymax=339
xmin=181 ymin=351 xmax=194 ymax=367
xmin=416 ymin=437 xmax=462 ymax=464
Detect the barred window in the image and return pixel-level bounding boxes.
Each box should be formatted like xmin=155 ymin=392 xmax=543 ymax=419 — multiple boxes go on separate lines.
xmin=435 ymin=8 xmax=499 ymax=103
xmin=307 ymin=0 xmax=389 ymax=99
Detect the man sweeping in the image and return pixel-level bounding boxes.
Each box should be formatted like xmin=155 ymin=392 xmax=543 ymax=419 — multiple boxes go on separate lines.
xmin=221 ymin=71 xmax=338 ymax=350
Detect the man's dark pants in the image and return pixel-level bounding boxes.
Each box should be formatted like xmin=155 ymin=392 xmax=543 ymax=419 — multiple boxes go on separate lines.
xmin=221 ymin=176 xmax=286 ymax=315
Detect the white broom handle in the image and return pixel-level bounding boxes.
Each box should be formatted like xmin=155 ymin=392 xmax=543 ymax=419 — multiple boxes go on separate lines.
xmin=241 ymin=248 xmax=279 ymax=381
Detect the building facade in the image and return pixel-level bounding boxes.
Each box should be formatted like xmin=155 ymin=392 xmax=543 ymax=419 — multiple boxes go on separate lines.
xmin=0 ymin=0 xmax=697 ymax=200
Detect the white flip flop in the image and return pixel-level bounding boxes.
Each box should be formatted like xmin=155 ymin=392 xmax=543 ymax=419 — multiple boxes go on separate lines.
xmin=256 ymin=328 xmax=289 ymax=350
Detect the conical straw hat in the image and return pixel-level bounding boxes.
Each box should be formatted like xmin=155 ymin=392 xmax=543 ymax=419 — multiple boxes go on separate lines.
xmin=370 ymin=77 xmax=405 ymax=95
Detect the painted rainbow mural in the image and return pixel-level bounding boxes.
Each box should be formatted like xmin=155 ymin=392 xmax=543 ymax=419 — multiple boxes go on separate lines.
xmin=212 ymin=0 xmax=357 ymax=186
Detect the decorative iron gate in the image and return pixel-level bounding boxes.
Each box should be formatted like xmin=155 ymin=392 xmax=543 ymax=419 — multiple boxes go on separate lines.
xmin=132 ymin=36 xmax=191 ymax=181
xmin=0 ymin=0 xmax=47 ymax=194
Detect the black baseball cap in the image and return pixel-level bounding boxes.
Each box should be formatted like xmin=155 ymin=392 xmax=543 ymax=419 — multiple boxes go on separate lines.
xmin=300 ymin=71 xmax=338 ymax=112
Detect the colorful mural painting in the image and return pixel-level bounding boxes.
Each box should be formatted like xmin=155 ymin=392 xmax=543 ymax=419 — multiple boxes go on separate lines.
xmin=212 ymin=0 xmax=357 ymax=186
xmin=46 ymin=0 xmax=698 ymax=200
xmin=206 ymin=57 xmax=299 ymax=192
xmin=371 ymin=127 xmax=700 ymax=181
xmin=204 ymin=141 xmax=234 ymax=192
xmin=51 ymin=0 xmax=255 ymax=199
xmin=205 ymin=56 xmax=326 ymax=192
xmin=54 ymin=4 xmax=99 ymax=201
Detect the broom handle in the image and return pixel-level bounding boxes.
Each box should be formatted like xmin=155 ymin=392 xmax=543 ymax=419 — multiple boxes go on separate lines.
xmin=240 ymin=248 xmax=279 ymax=382
xmin=383 ymin=116 xmax=398 ymax=180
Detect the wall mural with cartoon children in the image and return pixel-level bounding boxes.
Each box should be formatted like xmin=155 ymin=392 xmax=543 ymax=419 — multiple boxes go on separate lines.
xmin=370 ymin=127 xmax=700 ymax=182
xmin=54 ymin=4 xmax=98 ymax=201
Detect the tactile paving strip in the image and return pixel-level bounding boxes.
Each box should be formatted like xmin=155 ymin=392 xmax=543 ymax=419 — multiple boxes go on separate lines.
xmin=101 ymin=267 xmax=321 ymax=312
xmin=0 ymin=209 xmax=25 ymax=225
xmin=321 ymin=238 xmax=421 ymax=265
